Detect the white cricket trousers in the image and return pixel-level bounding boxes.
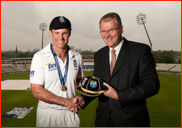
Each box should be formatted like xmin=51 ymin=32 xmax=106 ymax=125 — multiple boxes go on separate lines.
xmin=36 ymin=106 xmax=80 ymax=127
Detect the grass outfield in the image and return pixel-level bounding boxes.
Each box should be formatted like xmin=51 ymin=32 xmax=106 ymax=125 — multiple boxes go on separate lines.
xmin=1 ymin=72 xmax=181 ymax=127
xmin=147 ymin=73 xmax=181 ymax=127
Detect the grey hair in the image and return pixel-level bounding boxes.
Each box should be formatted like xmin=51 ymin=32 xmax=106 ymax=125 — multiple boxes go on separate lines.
xmin=99 ymin=12 xmax=122 ymax=29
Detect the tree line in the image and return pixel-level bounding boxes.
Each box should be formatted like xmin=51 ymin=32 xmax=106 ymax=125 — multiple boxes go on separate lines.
xmin=152 ymin=50 xmax=180 ymax=64
xmin=1 ymin=51 xmax=37 ymax=58
xmin=1 ymin=50 xmax=181 ymax=64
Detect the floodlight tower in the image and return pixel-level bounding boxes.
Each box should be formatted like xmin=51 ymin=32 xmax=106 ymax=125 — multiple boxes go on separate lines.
xmin=39 ymin=23 xmax=47 ymax=49
xmin=137 ymin=13 xmax=152 ymax=51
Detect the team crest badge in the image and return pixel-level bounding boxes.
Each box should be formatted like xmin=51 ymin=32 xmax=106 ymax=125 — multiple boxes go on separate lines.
xmin=60 ymin=16 xmax=65 ymax=23
xmin=73 ymin=60 xmax=77 ymax=70
xmin=90 ymin=80 xmax=97 ymax=88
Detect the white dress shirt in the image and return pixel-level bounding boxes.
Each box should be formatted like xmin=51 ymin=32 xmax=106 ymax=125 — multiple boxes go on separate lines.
xmin=109 ymin=39 xmax=124 ymax=65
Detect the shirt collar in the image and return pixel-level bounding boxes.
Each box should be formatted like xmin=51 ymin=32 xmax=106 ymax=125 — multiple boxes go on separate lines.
xmin=109 ymin=39 xmax=124 ymax=55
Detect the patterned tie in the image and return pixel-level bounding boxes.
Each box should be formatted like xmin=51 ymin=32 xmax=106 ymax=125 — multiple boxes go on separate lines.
xmin=110 ymin=48 xmax=116 ymax=76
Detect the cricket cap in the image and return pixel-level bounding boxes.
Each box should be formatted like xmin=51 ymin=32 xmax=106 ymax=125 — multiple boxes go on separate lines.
xmin=49 ymin=16 xmax=72 ymax=30
xmin=76 ymin=76 xmax=108 ymax=97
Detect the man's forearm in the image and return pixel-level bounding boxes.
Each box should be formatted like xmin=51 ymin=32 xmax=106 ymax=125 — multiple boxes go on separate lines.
xmin=31 ymin=84 xmax=73 ymax=108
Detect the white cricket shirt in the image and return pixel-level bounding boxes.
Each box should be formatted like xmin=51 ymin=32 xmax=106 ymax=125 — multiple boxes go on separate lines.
xmin=30 ymin=43 xmax=84 ymax=110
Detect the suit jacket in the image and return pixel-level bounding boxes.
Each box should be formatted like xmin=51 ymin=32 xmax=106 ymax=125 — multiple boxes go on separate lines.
xmin=83 ymin=38 xmax=160 ymax=127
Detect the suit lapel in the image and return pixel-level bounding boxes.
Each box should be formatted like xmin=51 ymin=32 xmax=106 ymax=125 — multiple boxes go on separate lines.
xmin=102 ymin=47 xmax=110 ymax=82
xmin=110 ymin=38 xmax=129 ymax=80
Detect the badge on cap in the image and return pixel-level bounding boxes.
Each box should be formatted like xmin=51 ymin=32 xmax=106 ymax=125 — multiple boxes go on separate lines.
xmin=60 ymin=16 xmax=65 ymax=23
xmin=90 ymin=80 xmax=97 ymax=88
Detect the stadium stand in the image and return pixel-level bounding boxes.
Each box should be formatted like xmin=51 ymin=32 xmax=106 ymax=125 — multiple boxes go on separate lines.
xmin=1 ymin=63 xmax=181 ymax=74
xmin=1 ymin=70 xmax=6 ymax=74
xmin=169 ymin=64 xmax=181 ymax=72
xmin=1 ymin=64 xmax=29 ymax=74
xmin=83 ymin=65 xmax=94 ymax=71
xmin=25 ymin=64 xmax=31 ymax=70
xmin=1 ymin=65 xmax=17 ymax=74
xmin=8 ymin=65 xmax=22 ymax=72
xmin=156 ymin=64 xmax=177 ymax=71
xmin=18 ymin=65 xmax=29 ymax=72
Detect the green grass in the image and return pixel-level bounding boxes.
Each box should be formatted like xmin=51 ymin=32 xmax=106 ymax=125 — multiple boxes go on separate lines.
xmin=1 ymin=90 xmax=38 ymax=127
xmin=1 ymin=72 xmax=30 ymax=80
xmin=147 ymin=74 xmax=181 ymax=127
xmin=1 ymin=72 xmax=181 ymax=127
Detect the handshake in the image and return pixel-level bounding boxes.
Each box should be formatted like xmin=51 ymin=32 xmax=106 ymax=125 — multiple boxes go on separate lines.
xmin=66 ymin=96 xmax=85 ymax=113
xmin=67 ymin=76 xmax=108 ymax=113
xmin=65 ymin=76 xmax=117 ymax=113
xmin=66 ymin=76 xmax=108 ymax=113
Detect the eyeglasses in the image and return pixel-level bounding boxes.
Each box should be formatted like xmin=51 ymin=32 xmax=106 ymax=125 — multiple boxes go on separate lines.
xmin=99 ymin=26 xmax=120 ymax=35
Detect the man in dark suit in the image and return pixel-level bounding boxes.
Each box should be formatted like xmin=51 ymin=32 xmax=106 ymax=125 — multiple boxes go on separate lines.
xmin=75 ymin=12 xmax=160 ymax=127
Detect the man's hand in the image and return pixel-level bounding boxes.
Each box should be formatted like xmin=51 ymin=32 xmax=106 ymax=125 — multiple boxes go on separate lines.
xmin=103 ymin=82 xmax=119 ymax=100
xmin=66 ymin=97 xmax=80 ymax=113
xmin=74 ymin=96 xmax=85 ymax=107
xmin=67 ymin=96 xmax=85 ymax=113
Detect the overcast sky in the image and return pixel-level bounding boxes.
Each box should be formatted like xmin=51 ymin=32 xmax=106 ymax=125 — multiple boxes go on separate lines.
xmin=1 ymin=1 xmax=181 ymax=52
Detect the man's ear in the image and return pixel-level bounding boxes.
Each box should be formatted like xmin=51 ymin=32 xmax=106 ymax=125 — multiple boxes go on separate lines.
xmin=69 ymin=30 xmax=71 ymax=37
xmin=49 ymin=30 xmax=52 ymax=37
xmin=121 ymin=25 xmax=124 ymax=34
